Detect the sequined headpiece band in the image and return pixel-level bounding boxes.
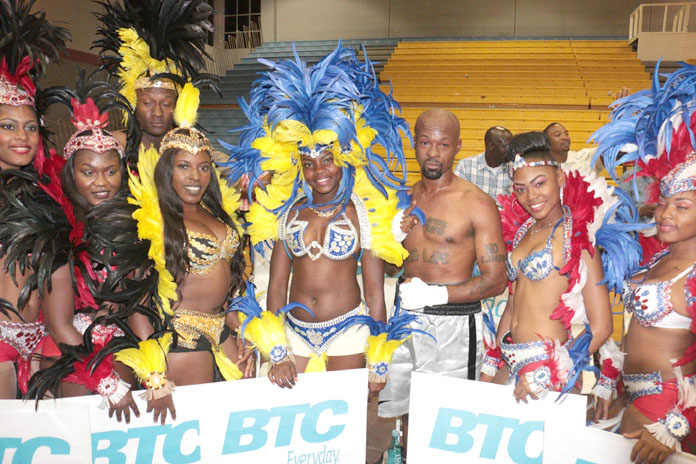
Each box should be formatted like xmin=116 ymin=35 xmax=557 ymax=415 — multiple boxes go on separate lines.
xmin=63 ymin=98 xmax=124 ymax=159
xmin=660 ymin=152 xmax=696 ymax=197
xmin=134 ymin=77 xmax=176 ymax=92
xmin=159 ymin=127 xmax=212 ymax=155
xmin=512 ymin=153 xmax=560 ymax=172
xmin=0 ymin=74 xmax=33 ymax=107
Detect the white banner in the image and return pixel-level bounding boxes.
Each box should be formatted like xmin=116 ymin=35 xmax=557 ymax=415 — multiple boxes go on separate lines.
xmin=0 ymin=369 xmax=367 ymax=464
xmin=407 ymin=372 xmax=586 ymax=464
xmin=544 ymin=415 xmax=696 ymax=464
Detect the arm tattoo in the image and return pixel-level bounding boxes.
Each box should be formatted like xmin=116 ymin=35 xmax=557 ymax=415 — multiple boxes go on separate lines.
xmin=425 ymin=218 xmax=447 ymax=236
xmin=480 ymin=242 xmax=506 ymax=264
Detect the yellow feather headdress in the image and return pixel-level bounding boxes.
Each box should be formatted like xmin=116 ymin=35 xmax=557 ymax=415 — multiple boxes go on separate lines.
xmin=222 ymin=44 xmax=412 ymax=265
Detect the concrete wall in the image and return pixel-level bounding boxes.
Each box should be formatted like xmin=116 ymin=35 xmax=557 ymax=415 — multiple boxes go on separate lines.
xmin=33 ymin=0 xmax=102 ymax=53
xmin=261 ymin=0 xmax=668 ymax=42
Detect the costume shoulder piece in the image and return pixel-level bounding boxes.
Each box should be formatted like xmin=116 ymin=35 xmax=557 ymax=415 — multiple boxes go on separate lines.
xmin=223 ymin=44 xmax=411 ymax=265
xmin=0 ymin=166 xmax=73 ymax=311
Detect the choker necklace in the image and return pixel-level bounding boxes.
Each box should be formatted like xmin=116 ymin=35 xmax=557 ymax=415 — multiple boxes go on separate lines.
xmin=309 ymin=204 xmax=341 ymax=218
xmin=529 ymin=220 xmax=555 ymax=237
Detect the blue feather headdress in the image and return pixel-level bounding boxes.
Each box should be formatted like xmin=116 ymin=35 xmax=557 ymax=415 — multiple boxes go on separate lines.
xmin=590 ymin=61 xmax=696 ymax=203
xmin=221 ymin=43 xmax=412 ymax=265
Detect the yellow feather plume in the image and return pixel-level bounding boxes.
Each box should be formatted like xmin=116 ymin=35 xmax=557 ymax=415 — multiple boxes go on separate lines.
xmin=237 ymin=311 xmax=288 ymax=360
xmin=173 ymin=82 xmax=199 ymax=129
xmin=128 ymin=146 xmax=178 ymax=317
xmin=353 ymin=170 xmax=408 ymax=266
xmin=304 ymin=353 xmax=328 ymax=373
xmin=213 ymin=348 xmax=243 ymax=381
xmin=115 ymin=332 xmax=173 ymax=383
xmin=115 ymin=27 xmax=180 ymax=124
xmin=217 ymin=168 xmax=244 ymax=235
xmin=366 ymin=333 xmax=407 ymax=366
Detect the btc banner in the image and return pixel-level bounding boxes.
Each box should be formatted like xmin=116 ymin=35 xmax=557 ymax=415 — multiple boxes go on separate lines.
xmin=544 ymin=414 xmax=696 ymax=464
xmin=0 ymin=369 xmax=367 ymax=464
xmin=406 ymin=372 xmax=586 ymax=464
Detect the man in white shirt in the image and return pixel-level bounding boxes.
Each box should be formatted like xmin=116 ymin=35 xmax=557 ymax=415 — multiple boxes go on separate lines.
xmin=454 ymin=126 xmax=513 ymax=200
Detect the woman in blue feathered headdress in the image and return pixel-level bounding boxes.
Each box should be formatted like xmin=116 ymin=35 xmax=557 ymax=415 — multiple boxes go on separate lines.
xmin=592 ymin=63 xmax=696 ymax=461
xmin=223 ymin=44 xmax=419 ymax=391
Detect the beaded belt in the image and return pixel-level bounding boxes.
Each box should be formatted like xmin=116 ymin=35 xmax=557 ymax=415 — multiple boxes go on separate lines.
xmin=0 ymin=320 xmax=46 ymax=359
xmin=172 ymin=308 xmax=226 ymax=350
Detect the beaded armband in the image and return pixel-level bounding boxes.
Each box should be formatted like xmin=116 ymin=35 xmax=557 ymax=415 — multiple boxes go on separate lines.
xmin=96 ymin=370 xmax=131 ymax=409
xmin=269 ymin=344 xmax=295 ymax=366
xmin=524 ymin=366 xmax=554 ymax=399
xmin=367 ymin=361 xmax=390 ymax=382
xmin=592 ymin=340 xmax=624 ymax=401
xmin=140 ymin=371 xmax=176 ymax=401
xmin=482 ymin=347 xmax=503 ymax=377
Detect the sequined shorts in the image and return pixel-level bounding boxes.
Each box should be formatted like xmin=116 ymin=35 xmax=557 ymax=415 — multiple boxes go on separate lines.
xmin=499 ymin=332 xmax=572 ymax=379
xmin=170 ymin=308 xmax=229 ymax=352
xmin=285 ymin=304 xmax=369 ymax=357
xmin=624 ymin=370 xmax=696 ymax=424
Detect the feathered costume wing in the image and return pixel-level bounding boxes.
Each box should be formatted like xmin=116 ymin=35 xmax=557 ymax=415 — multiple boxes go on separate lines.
xmin=221 ymin=43 xmax=412 ymax=266
xmin=592 ymin=62 xmax=696 ymax=365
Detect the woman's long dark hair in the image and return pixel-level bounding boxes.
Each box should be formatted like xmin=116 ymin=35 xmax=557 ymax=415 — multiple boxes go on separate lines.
xmin=154 ymin=147 xmax=246 ymax=299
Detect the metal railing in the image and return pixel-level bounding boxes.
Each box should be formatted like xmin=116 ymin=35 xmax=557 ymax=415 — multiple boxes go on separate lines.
xmin=629 ymin=2 xmax=695 ymax=43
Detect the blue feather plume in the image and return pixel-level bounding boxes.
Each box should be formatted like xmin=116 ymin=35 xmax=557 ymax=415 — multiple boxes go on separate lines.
xmin=228 ymin=281 xmax=313 ymax=343
xmin=335 ymin=297 xmax=435 ymax=341
xmin=221 ymin=41 xmax=411 ymax=222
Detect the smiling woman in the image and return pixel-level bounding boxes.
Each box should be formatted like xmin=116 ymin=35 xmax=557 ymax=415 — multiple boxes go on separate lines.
xmin=590 ymin=63 xmax=696 ymax=462
xmin=480 ymin=131 xmax=641 ymax=408
xmin=0 ymin=105 xmax=40 ymax=171
xmin=118 ymin=82 xmax=251 ymax=425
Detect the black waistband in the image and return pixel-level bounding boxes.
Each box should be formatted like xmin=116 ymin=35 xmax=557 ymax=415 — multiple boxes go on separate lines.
xmin=421 ymin=301 xmax=482 ymax=316
xmin=396 ymin=278 xmax=481 ymax=316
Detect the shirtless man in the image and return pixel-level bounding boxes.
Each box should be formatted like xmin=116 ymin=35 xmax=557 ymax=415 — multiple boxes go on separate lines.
xmin=378 ymin=109 xmax=507 ymax=452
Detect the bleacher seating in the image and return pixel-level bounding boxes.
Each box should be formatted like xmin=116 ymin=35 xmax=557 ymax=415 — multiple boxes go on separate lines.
xmin=379 ymin=39 xmax=651 ymax=182
xmin=200 ymin=38 xmax=651 ymax=184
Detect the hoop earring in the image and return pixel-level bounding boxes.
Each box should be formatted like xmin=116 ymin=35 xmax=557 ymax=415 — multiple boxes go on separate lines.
xmin=560 ymin=188 xmax=564 ymax=205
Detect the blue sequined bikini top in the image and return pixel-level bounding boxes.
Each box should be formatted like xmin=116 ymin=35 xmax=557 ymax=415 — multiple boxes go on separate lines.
xmin=621 ymin=251 xmax=693 ymax=329
xmin=507 ymin=206 xmax=572 ymax=282
xmin=278 ymin=193 xmax=371 ymax=261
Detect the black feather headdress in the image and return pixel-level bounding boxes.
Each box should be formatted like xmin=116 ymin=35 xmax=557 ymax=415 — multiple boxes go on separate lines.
xmin=92 ymin=0 xmax=217 ymax=112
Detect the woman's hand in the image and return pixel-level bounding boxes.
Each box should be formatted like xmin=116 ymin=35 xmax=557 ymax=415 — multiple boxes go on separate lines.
xmin=268 ymin=360 xmax=297 ymax=388
xmin=400 ymin=202 xmax=420 ymax=235
xmin=513 ymin=375 xmax=539 ymax=404
xmin=624 ymin=428 xmax=676 ymax=464
xmin=593 ymin=397 xmax=611 ymax=422
xmin=368 ymin=381 xmax=386 ymax=401
xmin=108 ymin=390 xmax=140 ymax=424
xmin=237 ymin=337 xmax=257 ymax=378
xmin=479 ymin=373 xmax=494 ymax=383
xmin=147 ymin=394 xmax=176 ymax=425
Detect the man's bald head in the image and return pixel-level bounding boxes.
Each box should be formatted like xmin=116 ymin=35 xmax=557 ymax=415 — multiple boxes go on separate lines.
xmin=413 ymin=109 xmax=462 ymax=180
xmin=414 ymin=109 xmax=460 ymax=139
